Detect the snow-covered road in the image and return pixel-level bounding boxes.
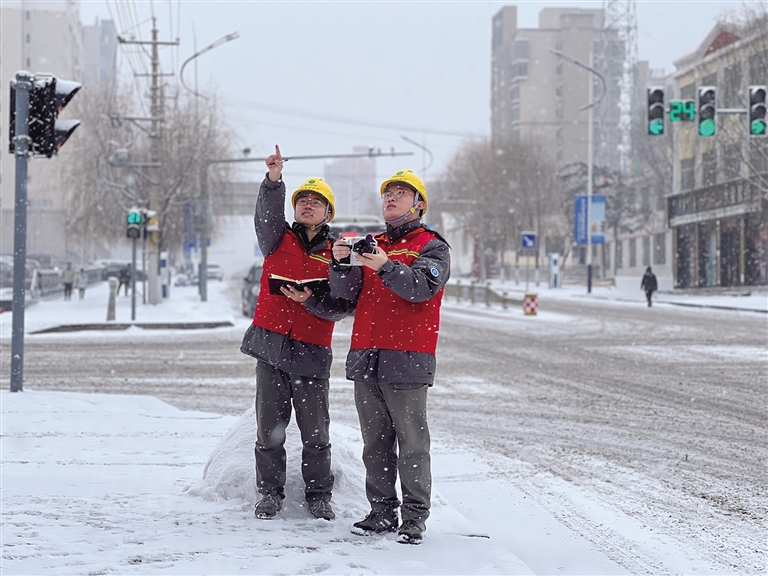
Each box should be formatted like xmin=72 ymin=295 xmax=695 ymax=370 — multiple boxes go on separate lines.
xmin=1 ymin=280 xmax=766 ymax=574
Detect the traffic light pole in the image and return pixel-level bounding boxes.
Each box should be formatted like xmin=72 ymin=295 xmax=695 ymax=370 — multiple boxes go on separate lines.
xmin=131 ymin=237 xmax=137 ymax=321
xmin=10 ymin=71 xmax=32 ymax=393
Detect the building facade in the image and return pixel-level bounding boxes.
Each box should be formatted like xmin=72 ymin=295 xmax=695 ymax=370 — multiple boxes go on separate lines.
xmin=1 ymin=1 xmax=116 ymax=261
xmin=323 ymin=147 xmax=378 ymax=218
xmin=491 ymin=6 xmax=622 ymax=172
xmin=666 ymin=22 xmax=767 ymax=289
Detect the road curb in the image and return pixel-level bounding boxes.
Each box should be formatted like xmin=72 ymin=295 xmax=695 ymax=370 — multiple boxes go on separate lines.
xmin=30 ymin=321 xmax=234 ymax=334
xmin=570 ymin=294 xmax=767 ymax=313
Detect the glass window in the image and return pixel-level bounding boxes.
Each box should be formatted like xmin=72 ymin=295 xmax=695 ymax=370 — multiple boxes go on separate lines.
xmin=642 ymin=236 xmax=651 ymax=266
xmin=629 ymin=238 xmax=637 ymax=268
xmin=616 ymin=240 xmax=624 ymax=269
xmin=653 ymin=233 xmax=666 ymax=265
xmin=681 ymin=158 xmax=694 ymax=191
xmin=702 ymin=150 xmax=717 ymax=187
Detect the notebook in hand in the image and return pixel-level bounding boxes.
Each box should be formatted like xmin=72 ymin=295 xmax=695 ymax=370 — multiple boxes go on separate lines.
xmin=267 ymin=274 xmax=330 ymax=295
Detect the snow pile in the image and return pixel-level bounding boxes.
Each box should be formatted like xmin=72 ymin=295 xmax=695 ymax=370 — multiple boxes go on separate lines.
xmin=187 ymin=408 xmax=367 ymax=522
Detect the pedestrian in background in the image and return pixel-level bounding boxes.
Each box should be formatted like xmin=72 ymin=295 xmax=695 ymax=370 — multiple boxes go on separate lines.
xmin=240 ymin=145 xmax=352 ymax=522
xmin=118 ymin=265 xmax=131 ymax=296
xmin=641 ymin=266 xmax=658 ymax=307
xmin=323 ymin=169 xmax=450 ymax=545
xmin=75 ymin=268 xmax=88 ymax=300
xmin=60 ymin=262 xmax=75 ymax=301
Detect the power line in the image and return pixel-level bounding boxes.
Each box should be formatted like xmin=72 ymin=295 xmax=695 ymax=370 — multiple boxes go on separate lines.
xmin=225 ymin=97 xmax=486 ymax=138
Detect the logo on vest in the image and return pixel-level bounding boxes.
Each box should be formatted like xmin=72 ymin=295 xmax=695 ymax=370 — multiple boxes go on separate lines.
xmin=430 ymin=266 xmax=439 ymax=277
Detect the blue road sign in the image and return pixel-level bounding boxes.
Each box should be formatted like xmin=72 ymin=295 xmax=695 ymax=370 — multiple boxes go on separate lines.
xmin=574 ymin=195 xmax=606 ymax=245
xmin=521 ymin=232 xmax=537 ymax=250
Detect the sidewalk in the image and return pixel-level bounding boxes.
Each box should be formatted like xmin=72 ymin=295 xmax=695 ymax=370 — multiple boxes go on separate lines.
xmin=1 ymin=389 xmax=631 ymax=575
xmin=459 ymin=279 xmax=768 ymax=313
xmin=0 ymin=280 xmax=245 ymax=338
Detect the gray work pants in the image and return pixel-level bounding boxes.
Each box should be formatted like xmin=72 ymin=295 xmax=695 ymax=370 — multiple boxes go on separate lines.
xmin=254 ymin=361 xmax=333 ymax=502
xmin=354 ymin=380 xmax=431 ymax=528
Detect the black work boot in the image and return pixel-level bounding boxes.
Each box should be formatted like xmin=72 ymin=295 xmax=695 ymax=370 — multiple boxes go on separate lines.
xmin=397 ymin=519 xmax=425 ymax=545
xmin=351 ymin=509 xmax=399 ymax=535
xmin=308 ymin=499 xmax=335 ymax=521
xmin=254 ymin=493 xmax=283 ymax=519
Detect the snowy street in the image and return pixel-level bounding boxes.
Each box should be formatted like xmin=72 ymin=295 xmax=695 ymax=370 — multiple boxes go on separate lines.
xmin=1 ymin=280 xmax=766 ymax=574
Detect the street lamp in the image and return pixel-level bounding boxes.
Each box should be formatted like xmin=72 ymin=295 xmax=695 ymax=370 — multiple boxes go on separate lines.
xmin=401 ymin=135 xmax=434 ymax=176
xmin=550 ymin=48 xmax=606 ymax=294
xmin=179 ymin=31 xmax=239 ymax=302
xmin=180 ymin=32 xmax=240 ymax=99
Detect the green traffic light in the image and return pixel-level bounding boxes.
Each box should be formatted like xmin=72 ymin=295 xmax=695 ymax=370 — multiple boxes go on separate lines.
xmin=127 ymin=211 xmax=142 ymax=225
xmin=699 ymin=119 xmax=716 ymax=137
xmin=752 ymin=119 xmax=766 ymax=136
xmin=648 ymin=119 xmax=664 ymax=135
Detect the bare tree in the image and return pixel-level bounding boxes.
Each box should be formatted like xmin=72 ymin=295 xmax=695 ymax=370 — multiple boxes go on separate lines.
xmin=61 ymin=80 xmax=236 ymax=259
xmin=436 ymin=136 xmax=556 ymax=275
xmin=718 ymin=3 xmax=768 ymax=194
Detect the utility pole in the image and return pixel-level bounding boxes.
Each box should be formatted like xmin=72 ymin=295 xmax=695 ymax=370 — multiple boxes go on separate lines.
xmin=148 ymin=20 xmax=161 ymax=304
xmin=117 ymin=20 xmax=178 ymax=304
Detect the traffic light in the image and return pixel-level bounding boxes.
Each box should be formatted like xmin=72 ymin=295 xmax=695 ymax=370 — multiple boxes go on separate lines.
xmin=127 ymin=208 xmax=143 ymax=239
xmin=647 ymin=87 xmax=665 ymax=135
xmin=144 ymin=211 xmax=160 ymax=247
xmin=8 ymin=75 xmax=80 ymax=157
xmin=749 ymin=85 xmax=767 ymax=137
xmin=698 ymin=86 xmax=717 ymax=137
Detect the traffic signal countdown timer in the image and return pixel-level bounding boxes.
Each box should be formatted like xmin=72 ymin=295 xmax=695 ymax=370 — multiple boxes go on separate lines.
xmin=698 ymin=86 xmax=717 ymax=137
xmin=127 ymin=208 xmax=143 ymax=239
xmin=8 ymin=76 xmax=81 ymax=157
xmin=669 ymin=100 xmax=695 ymax=123
xmin=750 ymin=85 xmax=767 ymax=137
xmin=647 ymin=87 xmax=665 ymax=135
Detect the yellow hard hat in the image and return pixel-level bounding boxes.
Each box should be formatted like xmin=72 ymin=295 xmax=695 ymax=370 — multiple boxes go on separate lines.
xmin=292 ymin=177 xmax=335 ymax=223
xmin=380 ymin=169 xmax=427 ymax=215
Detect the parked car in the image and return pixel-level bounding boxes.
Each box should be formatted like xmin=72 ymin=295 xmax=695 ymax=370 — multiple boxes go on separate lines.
xmin=241 ymin=263 xmax=263 ymax=317
xmin=206 ymin=263 xmax=224 ymax=282
xmin=96 ymin=261 xmax=146 ymax=282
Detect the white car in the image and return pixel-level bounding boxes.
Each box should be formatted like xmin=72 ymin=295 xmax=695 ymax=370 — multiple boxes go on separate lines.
xmin=206 ymin=263 xmax=224 ymax=282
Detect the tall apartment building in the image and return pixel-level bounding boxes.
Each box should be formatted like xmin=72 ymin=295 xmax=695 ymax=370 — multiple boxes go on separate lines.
xmin=491 ymin=6 xmax=621 ymax=172
xmin=81 ymin=18 xmax=117 ymax=93
xmin=1 ymin=1 xmax=82 ymax=257
xmin=666 ymin=21 xmax=767 ymax=289
xmin=324 ymin=147 xmax=378 ymax=217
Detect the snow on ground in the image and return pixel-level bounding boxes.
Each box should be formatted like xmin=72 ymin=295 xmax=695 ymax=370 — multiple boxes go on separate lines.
xmin=1 ymin=278 xmax=764 ymax=574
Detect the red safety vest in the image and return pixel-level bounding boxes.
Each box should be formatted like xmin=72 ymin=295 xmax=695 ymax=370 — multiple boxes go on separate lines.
xmin=351 ymin=227 xmax=444 ymax=354
xmin=252 ymin=229 xmax=334 ymax=347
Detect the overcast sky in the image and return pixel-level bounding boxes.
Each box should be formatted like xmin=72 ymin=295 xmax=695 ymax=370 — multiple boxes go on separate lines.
xmin=79 ymin=0 xmax=744 ymax=182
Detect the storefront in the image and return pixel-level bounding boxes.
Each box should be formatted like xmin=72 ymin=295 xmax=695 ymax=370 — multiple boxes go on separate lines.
xmin=668 ymin=178 xmax=767 ymax=289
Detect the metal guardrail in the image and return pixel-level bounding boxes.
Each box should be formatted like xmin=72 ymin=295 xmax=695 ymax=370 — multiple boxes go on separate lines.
xmin=445 ymin=280 xmax=525 ymax=309
xmin=28 ymin=266 xmax=104 ymax=299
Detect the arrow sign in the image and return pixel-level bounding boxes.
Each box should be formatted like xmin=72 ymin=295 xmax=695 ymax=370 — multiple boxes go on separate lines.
xmin=521 ymin=232 xmax=537 ymax=250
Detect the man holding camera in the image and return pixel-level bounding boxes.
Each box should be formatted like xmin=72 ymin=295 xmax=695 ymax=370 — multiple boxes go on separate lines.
xmin=323 ymin=169 xmax=450 ymax=545
xmin=240 ymin=145 xmax=352 ymax=522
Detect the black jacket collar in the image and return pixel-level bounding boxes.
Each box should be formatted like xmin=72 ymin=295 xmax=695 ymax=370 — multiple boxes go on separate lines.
xmin=291 ymin=222 xmax=330 ymax=252
xmin=385 ymin=218 xmax=423 ymax=243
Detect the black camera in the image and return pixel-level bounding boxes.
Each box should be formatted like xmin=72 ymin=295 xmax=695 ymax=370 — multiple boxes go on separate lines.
xmin=339 ymin=234 xmax=378 ymax=266
xmin=352 ymin=234 xmax=378 ymax=255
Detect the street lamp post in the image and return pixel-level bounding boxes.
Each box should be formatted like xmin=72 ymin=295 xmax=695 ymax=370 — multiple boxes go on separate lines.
xmin=550 ymin=49 xmax=606 ymax=293
xmin=400 ymin=135 xmax=434 ymax=177
xmin=179 ymin=32 xmax=240 ymax=302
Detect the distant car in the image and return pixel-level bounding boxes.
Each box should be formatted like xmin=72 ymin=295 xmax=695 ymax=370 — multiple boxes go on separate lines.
xmin=99 ymin=262 xmax=146 ymax=282
xmin=241 ymin=263 xmax=263 ymax=317
xmin=206 ymin=263 xmax=224 ymax=282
